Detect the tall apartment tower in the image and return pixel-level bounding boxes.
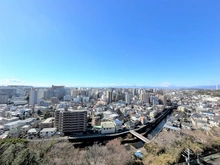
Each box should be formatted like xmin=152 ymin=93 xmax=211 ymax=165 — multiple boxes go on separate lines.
xmin=143 ymin=93 xmax=149 ymax=104
xmin=29 ymin=89 xmax=38 ymax=106
xmin=216 ymin=84 xmax=219 ymax=90
xmin=161 ymin=95 xmax=167 ymax=106
xmin=107 ymin=91 xmax=112 ymax=103
xmin=125 ymin=93 xmax=131 ymax=104
xmin=55 ymin=109 xmax=87 ymax=134
xmin=54 ymin=109 xmax=61 ymax=129
xmin=140 ymin=93 xmax=149 ymax=104
xmin=132 ymin=88 xmax=136 ymax=96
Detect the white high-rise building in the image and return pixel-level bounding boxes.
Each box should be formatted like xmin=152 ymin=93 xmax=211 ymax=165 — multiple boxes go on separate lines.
xmin=216 ymin=84 xmax=219 ymax=90
xmin=29 ymin=89 xmax=38 ymax=106
xmin=132 ymin=88 xmax=136 ymax=96
xmin=125 ymin=93 xmax=130 ymax=104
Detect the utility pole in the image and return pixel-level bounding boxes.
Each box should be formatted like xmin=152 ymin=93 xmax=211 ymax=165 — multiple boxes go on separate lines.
xmin=182 ymin=148 xmax=193 ymax=165
xmin=187 ymin=148 xmax=190 ymax=165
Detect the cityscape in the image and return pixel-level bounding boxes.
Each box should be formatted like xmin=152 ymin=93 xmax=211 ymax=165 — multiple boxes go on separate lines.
xmin=0 ymin=85 xmax=220 ymax=164
xmin=1 ymin=0 xmax=220 ymax=165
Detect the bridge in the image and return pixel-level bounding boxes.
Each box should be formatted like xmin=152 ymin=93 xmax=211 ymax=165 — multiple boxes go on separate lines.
xmin=129 ymin=130 xmax=150 ymax=143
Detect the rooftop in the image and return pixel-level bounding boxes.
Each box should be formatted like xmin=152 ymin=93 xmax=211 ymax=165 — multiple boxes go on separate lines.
xmin=42 ymin=117 xmax=54 ymax=123
xmin=40 ymin=128 xmax=57 ymax=132
xmin=28 ymin=128 xmax=39 ymax=133
xmin=101 ymin=121 xmax=115 ymax=128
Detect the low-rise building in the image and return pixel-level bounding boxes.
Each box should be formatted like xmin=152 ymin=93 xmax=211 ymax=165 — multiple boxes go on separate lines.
xmin=40 ymin=117 xmax=54 ymax=129
xmin=64 ymin=95 xmax=72 ymax=101
xmin=40 ymin=128 xmax=57 ymax=137
xmin=19 ymin=118 xmax=36 ymax=125
xmin=125 ymin=121 xmax=136 ymax=130
xmin=51 ymin=97 xmax=59 ymax=104
xmin=4 ymin=120 xmax=21 ymax=130
xmin=101 ymin=121 xmax=115 ymax=134
xmin=21 ymin=125 xmax=30 ymax=132
xmin=113 ymin=119 xmax=123 ymax=132
xmin=28 ymin=128 xmax=40 ymax=136
xmin=149 ymin=110 xmax=158 ymax=118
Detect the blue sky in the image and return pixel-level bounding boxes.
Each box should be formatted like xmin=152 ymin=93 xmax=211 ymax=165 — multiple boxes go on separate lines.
xmin=0 ymin=0 xmax=220 ymax=87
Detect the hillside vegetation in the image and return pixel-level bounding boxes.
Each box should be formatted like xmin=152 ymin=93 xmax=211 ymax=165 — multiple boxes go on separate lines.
xmin=1 ymin=128 xmax=220 ymax=165
xmin=0 ymin=138 xmax=136 ymax=165
xmin=143 ymin=127 xmax=220 ymax=165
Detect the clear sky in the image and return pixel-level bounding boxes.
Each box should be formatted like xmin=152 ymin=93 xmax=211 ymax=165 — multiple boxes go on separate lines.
xmin=0 ymin=0 xmax=220 ymax=87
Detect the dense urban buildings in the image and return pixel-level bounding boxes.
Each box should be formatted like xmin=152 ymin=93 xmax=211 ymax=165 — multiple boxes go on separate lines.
xmin=0 ymin=84 xmax=220 ymax=141
xmin=0 ymin=84 xmax=220 ymax=165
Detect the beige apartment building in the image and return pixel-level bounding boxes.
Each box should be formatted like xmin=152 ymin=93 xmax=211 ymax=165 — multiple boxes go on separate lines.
xmin=55 ymin=109 xmax=87 ymax=134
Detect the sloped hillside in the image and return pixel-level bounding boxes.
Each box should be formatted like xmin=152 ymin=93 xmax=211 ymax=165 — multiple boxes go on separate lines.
xmin=0 ymin=138 xmax=136 ymax=165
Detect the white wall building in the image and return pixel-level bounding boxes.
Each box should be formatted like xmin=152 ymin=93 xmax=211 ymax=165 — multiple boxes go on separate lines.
xmin=40 ymin=128 xmax=57 ymax=137
xmin=125 ymin=93 xmax=130 ymax=104
xmin=113 ymin=119 xmax=123 ymax=132
xmin=101 ymin=121 xmax=115 ymax=134
xmin=29 ymin=89 xmax=38 ymax=106
xmin=4 ymin=120 xmax=23 ymax=130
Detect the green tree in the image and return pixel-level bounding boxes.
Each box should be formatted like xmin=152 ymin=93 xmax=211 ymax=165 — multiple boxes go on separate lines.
xmin=37 ymin=110 xmax=42 ymax=116
xmin=43 ymin=112 xmax=52 ymax=119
